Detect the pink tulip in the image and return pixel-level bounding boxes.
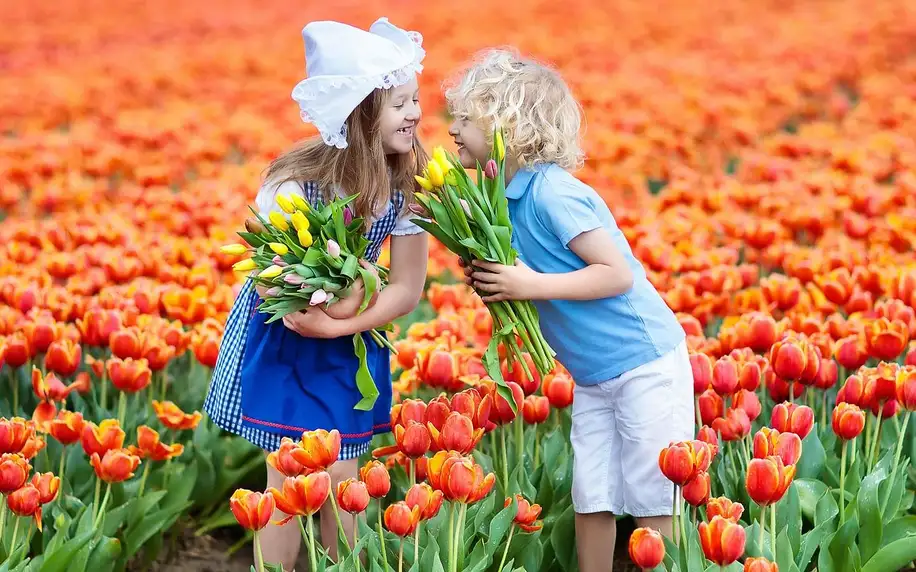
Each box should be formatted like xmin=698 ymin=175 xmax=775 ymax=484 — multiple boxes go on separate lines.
xmin=310 ymin=289 xmax=329 ymax=306
xmin=265 ymin=287 xmax=281 ymax=297
xmin=343 ymin=207 xmax=353 ymax=226
xmin=272 ymin=255 xmax=288 ymax=267
xmin=327 ymin=240 xmax=341 ymax=258
xmin=484 ymin=159 xmax=498 ymax=179
xmin=284 ymin=274 xmax=305 ymax=285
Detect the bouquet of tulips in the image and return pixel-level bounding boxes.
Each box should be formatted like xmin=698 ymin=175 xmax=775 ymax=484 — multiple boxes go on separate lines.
xmin=223 ymin=192 xmax=395 ymax=411
xmin=411 ymin=130 xmax=556 ymax=407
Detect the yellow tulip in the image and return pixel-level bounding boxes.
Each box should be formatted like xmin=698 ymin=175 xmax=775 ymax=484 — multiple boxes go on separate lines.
xmin=291 ymin=211 xmax=310 ymax=232
xmin=268 ymin=212 xmax=290 ymax=232
xmin=298 ymin=229 xmax=313 ymax=247
xmin=268 ymin=242 xmax=289 ymax=256
xmin=258 ymin=265 xmax=283 ymax=279
xmin=220 ymin=244 xmax=247 ymax=255
xmin=415 ymin=175 xmax=434 ymax=191
xmin=290 ymin=194 xmax=310 ymax=212
xmin=427 ymin=161 xmax=445 ymax=187
xmin=232 ymin=259 xmax=257 ymax=272
xmin=432 ymin=146 xmax=454 ymax=173
xmin=275 ymin=195 xmax=296 ymax=214
xmin=494 ymin=131 xmax=505 ymax=161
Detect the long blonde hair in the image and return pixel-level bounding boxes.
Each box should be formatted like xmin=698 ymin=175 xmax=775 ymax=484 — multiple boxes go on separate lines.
xmin=265 ymin=88 xmax=428 ymax=228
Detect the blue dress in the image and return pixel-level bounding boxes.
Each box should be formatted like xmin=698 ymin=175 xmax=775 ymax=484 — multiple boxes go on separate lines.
xmin=203 ymin=180 xmax=419 ymax=457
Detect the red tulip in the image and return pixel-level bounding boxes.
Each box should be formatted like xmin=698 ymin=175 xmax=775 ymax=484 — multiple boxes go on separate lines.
xmin=292 ymin=429 xmax=340 ymax=471
xmin=269 ymin=472 xmax=331 ymax=523
xmin=682 ymin=471 xmax=711 ymax=506
xmin=712 ymin=408 xmax=752 ymax=442
xmin=230 ymin=489 xmax=275 ymax=531
xmin=746 ymin=456 xmax=796 ymax=506
xmin=505 ymin=493 xmax=543 ymax=532
xmin=896 ymin=366 xmax=916 ymax=411
xmin=690 ymin=352 xmax=714 ymax=394
xmin=542 ymin=372 xmax=574 ymax=409
xmin=405 ymin=483 xmax=444 ymax=520
xmin=744 ymin=556 xmax=779 ymax=572
xmin=698 ymin=389 xmax=724 ymax=426
xmin=706 ymin=497 xmax=744 ymax=522
xmin=699 ymin=516 xmax=746 ymax=566
xmin=658 ymin=440 xmax=713 ymax=486
xmin=696 ymin=425 xmax=720 ymax=457
xmin=770 ymin=402 xmax=814 ymax=439
xmin=733 ymin=389 xmax=762 ymax=421
xmin=384 ymin=501 xmax=421 ymax=536
xmin=629 ymin=527 xmax=665 ymax=570
xmin=752 ymin=427 xmax=802 ymax=465
xmin=7 ymin=484 xmax=43 ymax=530
xmin=267 ymin=438 xmax=309 ymax=477
xmin=831 ymin=403 xmax=866 ymax=440
xmin=522 ymin=395 xmax=550 ymax=424
xmin=359 ymin=459 xmax=391 ymax=499
xmin=769 ymin=338 xmax=807 ymax=380
xmin=428 ymin=412 xmax=482 ymax=454
xmin=0 ymin=453 xmax=31 ymax=494
xmin=336 ymin=478 xmax=370 ymax=514
xmin=90 ymin=448 xmax=142 ymax=482
xmin=712 ymin=356 xmax=739 ymax=395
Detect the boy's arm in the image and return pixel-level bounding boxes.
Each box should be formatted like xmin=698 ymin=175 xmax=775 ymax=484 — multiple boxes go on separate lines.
xmin=469 ymin=228 xmax=634 ymax=302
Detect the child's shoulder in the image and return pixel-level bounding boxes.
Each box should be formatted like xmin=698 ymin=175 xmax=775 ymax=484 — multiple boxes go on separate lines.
xmin=529 ymin=164 xmax=606 ymax=213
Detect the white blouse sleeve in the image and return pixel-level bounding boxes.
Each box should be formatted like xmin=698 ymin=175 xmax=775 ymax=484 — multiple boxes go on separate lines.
xmin=255 ymin=178 xmax=307 ymax=216
xmin=391 ymin=208 xmax=425 ymax=236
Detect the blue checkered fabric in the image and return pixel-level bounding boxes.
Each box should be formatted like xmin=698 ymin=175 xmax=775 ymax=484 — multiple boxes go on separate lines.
xmin=202 ymin=182 xmax=408 ymax=456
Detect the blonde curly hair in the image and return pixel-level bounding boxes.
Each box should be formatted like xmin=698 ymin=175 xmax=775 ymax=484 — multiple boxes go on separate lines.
xmin=444 ymin=48 xmax=584 ymax=170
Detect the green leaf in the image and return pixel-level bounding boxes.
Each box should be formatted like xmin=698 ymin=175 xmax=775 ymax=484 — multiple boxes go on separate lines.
xmin=860 ymin=537 xmax=916 ymax=572
xmin=684 ymin=521 xmax=706 ymax=572
xmin=814 ymin=484 xmax=839 ymax=531
xmin=794 ymin=478 xmax=827 ymax=521
xmin=356 ymin=267 xmax=378 ymax=315
xmin=352 ymin=333 xmax=380 ymax=411
xmin=776 ymin=482 xmax=802 ymax=555
xmin=828 ymin=517 xmax=860 ymax=572
xmin=487 ymin=498 xmax=517 ymax=552
xmin=87 ymin=537 xmax=121 ymax=569
xmin=38 ymin=530 xmax=95 ymax=572
xmin=774 ymin=527 xmax=798 ymax=572
xmin=795 ymin=518 xmax=834 ymax=571
xmin=856 ymin=462 xmax=889 ymax=562
xmin=340 ymin=255 xmax=359 ymax=280
xmin=882 ymin=515 xmax=916 ymax=547
xmin=797 ymin=423 xmax=826 ymax=479
xmin=549 ymin=504 xmax=575 ymax=571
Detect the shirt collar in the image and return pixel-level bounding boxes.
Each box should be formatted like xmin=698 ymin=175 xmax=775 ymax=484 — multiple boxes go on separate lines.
xmin=504 ymin=165 xmax=541 ymax=200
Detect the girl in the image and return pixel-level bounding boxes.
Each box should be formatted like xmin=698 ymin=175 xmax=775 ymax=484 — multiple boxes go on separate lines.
xmin=445 ymin=50 xmax=693 ymax=572
xmin=203 ymin=18 xmax=429 ymax=570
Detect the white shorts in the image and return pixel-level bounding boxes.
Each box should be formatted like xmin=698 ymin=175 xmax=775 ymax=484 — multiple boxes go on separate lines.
xmin=571 ymin=340 xmax=694 ymax=517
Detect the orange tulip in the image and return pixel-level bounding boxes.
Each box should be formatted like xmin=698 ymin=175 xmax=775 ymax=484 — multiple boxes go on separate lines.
xmin=359 ymin=460 xmax=391 ymax=499
xmin=712 ymin=356 xmax=739 ymax=395
xmin=836 ymin=373 xmax=866 ymax=407
xmin=706 ymin=497 xmax=744 ymax=522
xmin=713 ymin=407 xmax=752 ymax=442
xmin=416 ymin=347 xmax=459 ymax=389
xmin=753 ymin=427 xmax=802 ymax=465
xmin=44 ymin=338 xmax=82 ymax=377
xmin=141 ymin=338 xmax=176 ymax=372
xmin=698 ymin=515 xmax=746 ymax=566
xmin=831 ymin=403 xmax=866 ymax=440
xmin=696 ymin=425 xmax=720 ymax=457
xmin=746 ymin=456 xmax=796 ymax=506
xmin=542 ymin=372 xmax=574 ymax=409
xmin=90 ymin=448 xmax=141 ymax=482
xmin=502 ymin=353 xmax=541 ymax=396
xmin=449 ymin=388 xmax=493 ymax=430
xmin=106 ymin=357 xmax=152 ymax=393
xmin=814 ymin=358 xmax=838 ymax=390
xmin=3 ymin=332 xmax=32 ymax=368
xmin=489 ymin=380 xmax=524 ymax=425
xmin=19 ymin=435 xmax=45 ymax=460
xmin=733 ymin=389 xmax=762 ymax=422
xmin=0 ymin=417 xmax=34 ymax=455
xmin=865 ymin=317 xmax=908 ymax=361
xmin=269 ymin=472 xmax=331 ymax=523
xmin=897 ymin=366 xmax=916 ymax=411
xmin=131 ymin=425 xmax=184 ymax=461
xmin=406 ymin=483 xmax=444 ymax=520
xmin=384 ymin=501 xmax=421 ymax=537
xmin=770 ymin=402 xmax=814 ymax=439
xmin=682 ymin=471 xmax=711 ymax=506
xmin=0 ymin=453 xmax=31 ymax=494
xmin=769 ymin=338 xmax=806 ymax=380
xmin=49 ymin=410 xmax=85 ymax=445
xmin=698 ymin=389 xmax=724 ymax=426
xmin=7 ymin=483 xmax=43 ymax=530
xmin=110 ymin=326 xmax=144 ymax=360
xmin=151 ymin=400 xmax=202 ymax=431
xmin=391 ymin=399 xmax=428 ymax=427
xmin=267 ymin=438 xmax=309 ymax=477
xmin=522 ymin=394 xmax=550 ymax=425
xmin=737 ymin=359 xmax=762 ymax=392
xmin=505 ymin=493 xmax=543 ymax=532
xmin=76 ymin=307 xmax=122 ymax=347
xmin=29 ymin=471 xmax=60 ymax=504
xmin=628 ymin=527 xmax=665 ymax=570
xmin=430 ymin=453 xmax=495 ymax=503
xmin=690 ymin=351 xmax=714 ymax=394
xmin=229 ymin=489 xmax=275 ymax=531
xmin=834 ymin=335 xmax=868 ymax=370
xmin=292 ymin=429 xmax=340 ymax=470
xmin=31 ymin=366 xmax=76 ymax=402
xmin=376 ymin=420 xmax=431 ymax=458
xmin=744 ymin=556 xmax=779 ymax=572
xmin=336 ymin=478 xmax=370 ymax=514
xmin=192 ymin=333 xmax=219 ymax=368
xmin=80 ymin=419 xmax=125 ymax=457
xmin=658 ymin=440 xmax=713 ymax=486
xmin=428 ymin=412 xmax=483 ymax=454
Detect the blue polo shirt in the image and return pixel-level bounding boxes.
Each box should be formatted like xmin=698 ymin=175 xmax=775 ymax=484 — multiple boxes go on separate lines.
xmin=505 ymin=163 xmax=685 ymax=385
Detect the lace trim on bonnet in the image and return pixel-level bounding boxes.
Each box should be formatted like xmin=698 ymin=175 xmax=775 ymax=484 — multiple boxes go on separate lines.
xmin=296 ymin=31 xmax=424 ymax=149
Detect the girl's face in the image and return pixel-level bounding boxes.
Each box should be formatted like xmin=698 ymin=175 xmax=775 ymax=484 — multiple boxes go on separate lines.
xmin=380 ymin=76 xmax=421 ymax=155
xmin=448 ymin=115 xmax=490 ymax=169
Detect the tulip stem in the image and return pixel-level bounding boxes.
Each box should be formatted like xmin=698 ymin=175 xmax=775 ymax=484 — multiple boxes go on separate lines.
xmin=307 ymin=515 xmax=318 ymax=572
xmin=678 ymin=487 xmax=687 ymax=551
xmin=839 ymin=441 xmax=847 ymax=525
xmin=58 ymin=449 xmax=67 ymax=499
xmin=789 ymin=383 xmax=794 ymax=403
xmin=695 ymin=398 xmax=702 ymax=433
xmin=10 ymin=517 xmax=20 ymax=558
xmin=398 ymin=539 xmax=404 ymax=572
xmin=117 ymin=391 xmax=127 ymax=428
xmin=534 ymin=427 xmax=541 ymax=467
xmin=870 ymin=416 xmax=884 ymax=469
xmin=880 ymin=411 xmax=910 ymax=516
xmin=137 ymin=460 xmax=152 ymax=496
xmin=412 ymin=525 xmax=419 ymax=572
xmin=759 ymin=505 xmax=766 ymax=557
xmin=353 ymin=518 xmax=362 ymax=572
xmin=377 ymin=500 xmax=390 ymax=572
xmin=514 ymin=416 xmax=524 ymax=471
xmin=497 ymin=525 xmax=515 ymax=572
xmin=671 ymin=488 xmax=678 ymax=545
xmin=328 ymin=489 xmax=351 ymax=555
xmin=500 ymin=426 xmax=510 ymax=492
xmin=94 ymin=482 xmax=112 ymax=531
xmin=448 ymin=503 xmax=456 ymax=572
xmin=100 ymin=369 xmax=109 ymax=411
xmin=410 ymin=459 xmax=416 ymax=487
xmin=820 ymin=391 xmax=828 ymax=429
xmin=770 ymin=504 xmax=776 ymax=560
xmin=0 ymin=499 xmax=6 ymax=543
xmin=92 ymin=478 xmax=102 ymax=524
xmin=456 ymin=504 xmax=468 ymax=571
xmin=254 ymin=531 xmax=265 ymax=572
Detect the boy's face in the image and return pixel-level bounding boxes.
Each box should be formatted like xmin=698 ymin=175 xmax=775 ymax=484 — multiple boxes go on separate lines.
xmin=448 ymin=116 xmax=490 ymax=168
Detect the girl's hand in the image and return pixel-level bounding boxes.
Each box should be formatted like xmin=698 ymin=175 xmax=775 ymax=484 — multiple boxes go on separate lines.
xmin=469 ymin=259 xmax=540 ymax=302
xmin=282 ymin=309 xmax=344 ymax=339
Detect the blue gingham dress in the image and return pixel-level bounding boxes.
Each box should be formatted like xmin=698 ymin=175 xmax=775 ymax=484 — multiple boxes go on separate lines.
xmin=203 ymin=179 xmax=422 ymax=458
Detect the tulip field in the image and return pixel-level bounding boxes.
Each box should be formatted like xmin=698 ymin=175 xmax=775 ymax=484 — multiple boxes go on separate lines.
xmin=2 ymin=0 xmax=916 ymax=570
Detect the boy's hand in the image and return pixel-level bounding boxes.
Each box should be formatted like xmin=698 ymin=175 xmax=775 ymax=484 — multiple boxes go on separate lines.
xmin=468 ymin=259 xmax=540 ymax=302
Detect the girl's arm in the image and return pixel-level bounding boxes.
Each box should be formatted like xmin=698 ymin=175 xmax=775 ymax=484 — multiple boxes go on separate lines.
xmin=468 ymin=228 xmax=634 ymax=302
xmin=280 ymin=232 xmax=429 ymax=338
